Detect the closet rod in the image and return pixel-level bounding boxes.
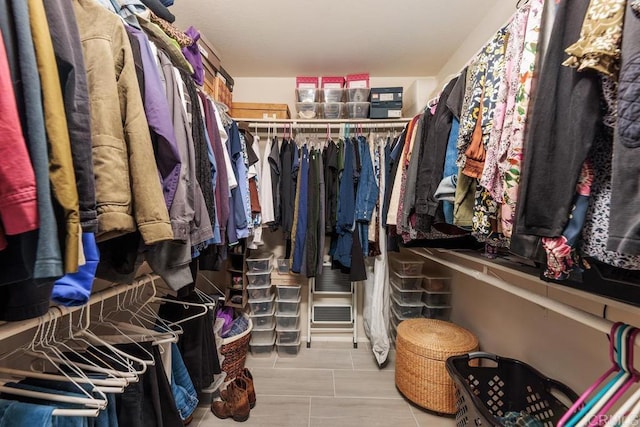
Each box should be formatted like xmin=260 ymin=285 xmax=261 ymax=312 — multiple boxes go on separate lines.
xmin=408 ymin=249 xmax=640 ymax=348
xmin=0 ymin=274 xmax=160 ymax=342
xmin=237 ymin=118 xmax=410 ymax=129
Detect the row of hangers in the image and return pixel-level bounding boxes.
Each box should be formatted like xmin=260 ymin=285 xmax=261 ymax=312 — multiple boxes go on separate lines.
xmin=0 ymin=276 xmax=221 ymax=418
xmin=257 ymin=123 xmax=402 ymax=151
xmin=559 ymin=322 xmax=640 ymax=427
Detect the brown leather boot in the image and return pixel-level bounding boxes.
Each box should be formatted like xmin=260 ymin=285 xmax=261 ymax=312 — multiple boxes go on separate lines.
xmin=211 ymin=379 xmax=250 ymax=422
xmin=221 ymin=369 xmax=256 ymax=409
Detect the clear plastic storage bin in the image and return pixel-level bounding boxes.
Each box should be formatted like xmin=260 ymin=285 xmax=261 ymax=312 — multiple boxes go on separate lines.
xmin=250 ymin=336 xmax=275 ymax=357
xmin=323 ymin=88 xmax=344 ymax=102
xmin=296 ymin=88 xmax=319 ymax=103
xmin=276 ymin=338 xmax=301 ymax=357
xmin=248 ymin=294 xmax=275 ymax=315
xmin=277 ymin=297 xmax=301 ymax=315
xmin=422 ymin=276 xmax=452 ymax=292
xmin=247 ymin=283 xmax=272 ymax=300
xmin=275 ymin=313 xmax=300 ymax=330
xmin=322 ymin=102 xmax=345 ymax=119
xmin=251 ymin=329 xmax=275 ymax=345
xmin=422 ymin=291 xmax=452 ymax=306
xmin=390 ymin=280 xmax=423 ymax=304
xmin=390 ymin=270 xmax=423 ymax=290
xmin=347 ymin=88 xmax=370 ymax=102
xmin=246 ymin=269 xmax=272 ymax=287
xmin=391 ymin=294 xmax=423 ymax=318
xmin=246 ymin=256 xmax=272 ymax=272
xmin=390 ymin=258 xmax=424 ymax=276
xmin=276 ymin=328 xmax=300 ymax=344
xmin=346 ymin=102 xmax=370 ymax=119
xmin=276 ymin=258 xmax=289 ymax=274
xmin=423 ymin=304 xmax=452 ymax=321
xmin=296 ymin=102 xmax=319 ymax=119
xmin=276 ymin=284 xmax=301 ymax=301
xmin=250 ymin=307 xmax=275 ymax=329
xmin=390 ymin=306 xmax=402 ymax=330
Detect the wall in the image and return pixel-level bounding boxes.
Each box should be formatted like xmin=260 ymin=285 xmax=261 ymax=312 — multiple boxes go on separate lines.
xmin=408 ymin=249 xmax=640 ymax=403
xmin=434 ymin=1 xmax=517 ymax=91
xmin=232 ymin=76 xmax=437 ymax=119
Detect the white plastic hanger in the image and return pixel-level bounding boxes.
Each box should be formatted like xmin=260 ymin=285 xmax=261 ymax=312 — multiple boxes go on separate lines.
xmin=0 ymin=312 xmax=108 ymax=410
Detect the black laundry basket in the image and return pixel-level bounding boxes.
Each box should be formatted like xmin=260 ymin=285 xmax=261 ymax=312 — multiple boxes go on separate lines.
xmin=445 ymin=352 xmax=578 ymax=427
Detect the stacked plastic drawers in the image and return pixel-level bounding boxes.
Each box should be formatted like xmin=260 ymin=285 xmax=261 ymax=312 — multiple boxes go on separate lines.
xmin=295 ymin=88 xmax=371 ymax=119
xmin=247 ymin=256 xmax=276 ymax=357
xmin=389 ymin=258 xmax=452 ymax=344
xmin=275 ymin=284 xmax=302 ymax=357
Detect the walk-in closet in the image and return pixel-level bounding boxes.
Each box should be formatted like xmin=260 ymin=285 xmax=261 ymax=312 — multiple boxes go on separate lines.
xmin=0 ymin=0 xmax=639 ymax=425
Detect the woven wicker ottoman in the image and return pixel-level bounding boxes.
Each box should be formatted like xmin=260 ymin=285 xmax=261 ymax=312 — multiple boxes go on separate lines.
xmin=395 ymin=318 xmax=478 ymax=414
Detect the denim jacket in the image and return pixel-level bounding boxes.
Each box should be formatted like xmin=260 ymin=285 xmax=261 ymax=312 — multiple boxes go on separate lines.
xmin=355 ymin=136 xmax=379 ymax=224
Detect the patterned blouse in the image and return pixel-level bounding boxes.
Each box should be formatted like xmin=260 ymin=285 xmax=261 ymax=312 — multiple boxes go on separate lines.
xmin=563 ymin=0 xmax=626 ymax=78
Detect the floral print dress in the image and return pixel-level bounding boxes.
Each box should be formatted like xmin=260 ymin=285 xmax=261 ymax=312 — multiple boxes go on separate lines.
xmin=500 ymin=0 xmax=545 ymax=239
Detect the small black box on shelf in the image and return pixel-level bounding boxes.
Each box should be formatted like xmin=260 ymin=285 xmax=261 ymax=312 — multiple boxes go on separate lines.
xmin=370 ymin=106 xmax=403 ymax=119
xmin=371 ymin=87 xmax=403 ymax=104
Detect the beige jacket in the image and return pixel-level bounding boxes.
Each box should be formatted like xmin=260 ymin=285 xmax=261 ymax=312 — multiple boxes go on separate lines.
xmin=73 ymin=0 xmax=173 ymax=244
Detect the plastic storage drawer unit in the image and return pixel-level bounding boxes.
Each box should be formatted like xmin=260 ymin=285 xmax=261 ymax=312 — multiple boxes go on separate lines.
xmin=246 ymin=256 xmax=272 ymax=272
xmin=390 ymin=259 xmax=424 ymax=276
xmin=391 ymin=294 xmax=423 ymax=318
xmin=277 ymin=297 xmax=301 ymax=315
xmin=323 ymin=88 xmax=344 ymax=102
xmin=248 ymin=294 xmax=275 ymax=315
xmin=250 ymin=336 xmax=275 ymax=357
xmin=347 ymin=88 xmax=370 ymax=102
xmin=251 ymin=329 xmax=275 ymax=345
xmin=322 ymin=102 xmax=345 ymax=119
xmin=246 ymin=269 xmax=272 ymax=287
xmin=276 ymin=313 xmax=300 ymax=330
xmin=276 ymin=285 xmax=301 ymax=301
xmin=390 ymin=270 xmax=423 ymax=290
xmin=390 ymin=280 xmax=423 ymax=304
xmin=296 ymin=88 xmax=319 ymax=103
xmin=276 ymin=328 xmax=300 ymax=344
xmin=296 ymin=102 xmax=319 ymax=119
xmin=250 ymin=307 xmax=275 ymax=329
xmin=247 ymin=283 xmax=272 ymax=300
xmin=276 ymin=258 xmax=289 ymax=274
xmin=423 ymin=304 xmax=452 ymax=321
xmin=276 ymin=338 xmax=301 ymax=357
xmin=422 ymin=291 xmax=452 ymax=306
xmin=346 ymin=102 xmax=370 ymax=119
xmin=422 ymin=276 xmax=452 ymax=292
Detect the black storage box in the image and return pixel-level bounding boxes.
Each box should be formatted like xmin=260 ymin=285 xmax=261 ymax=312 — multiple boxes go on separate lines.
xmin=371 ymin=87 xmax=403 ymax=104
xmin=370 ymin=105 xmax=403 ymax=119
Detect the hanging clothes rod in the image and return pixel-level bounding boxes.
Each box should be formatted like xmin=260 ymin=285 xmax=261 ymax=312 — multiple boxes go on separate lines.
xmin=408 ymin=249 xmax=640 ymax=348
xmin=237 ymin=118 xmax=411 ymax=130
xmin=0 ymin=274 xmax=161 ymax=342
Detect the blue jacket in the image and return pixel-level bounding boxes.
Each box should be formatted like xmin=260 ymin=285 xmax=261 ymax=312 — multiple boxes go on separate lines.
xmin=355 ymin=136 xmax=379 ymax=223
xmin=333 ymin=139 xmax=355 ymax=268
xmin=355 ymin=136 xmax=379 ymax=255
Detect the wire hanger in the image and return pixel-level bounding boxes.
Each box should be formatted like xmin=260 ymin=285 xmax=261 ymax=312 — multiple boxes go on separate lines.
xmin=0 ymin=311 xmax=109 ymax=411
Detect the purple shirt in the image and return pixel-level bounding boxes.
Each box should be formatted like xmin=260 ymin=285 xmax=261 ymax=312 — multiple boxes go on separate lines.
xmin=182 ymin=26 xmax=204 ymax=86
xmin=127 ymin=25 xmax=181 ymax=210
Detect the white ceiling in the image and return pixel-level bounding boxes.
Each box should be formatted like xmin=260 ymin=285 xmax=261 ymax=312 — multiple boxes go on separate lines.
xmin=171 ymin=0 xmax=504 ymax=78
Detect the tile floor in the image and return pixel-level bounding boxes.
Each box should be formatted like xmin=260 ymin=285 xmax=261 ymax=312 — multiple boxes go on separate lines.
xmin=193 ymin=341 xmax=456 ymax=426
